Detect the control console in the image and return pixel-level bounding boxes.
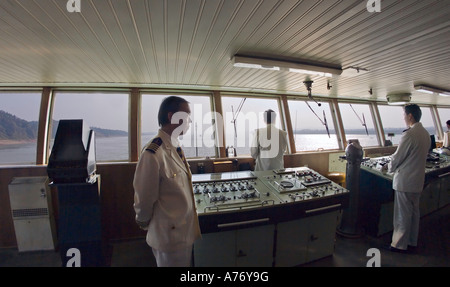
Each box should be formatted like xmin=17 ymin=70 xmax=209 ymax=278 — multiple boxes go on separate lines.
xmin=256 ymin=167 xmax=347 ymax=203
xmin=192 ymin=167 xmax=350 ymax=233
xmin=192 ymin=171 xmax=276 ymax=213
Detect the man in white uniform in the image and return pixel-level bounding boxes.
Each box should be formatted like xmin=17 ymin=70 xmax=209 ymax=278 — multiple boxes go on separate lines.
xmin=133 ymin=96 xmax=201 ymax=266
xmin=385 ymin=104 xmax=430 ymax=253
xmin=443 ymin=120 xmax=450 ymax=147
xmin=251 ymin=109 xmax=288 ymax=171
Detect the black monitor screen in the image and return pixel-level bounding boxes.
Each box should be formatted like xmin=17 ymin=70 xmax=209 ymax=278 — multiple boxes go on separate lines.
xmin=430 ymin=134 xmax=436 ymax=152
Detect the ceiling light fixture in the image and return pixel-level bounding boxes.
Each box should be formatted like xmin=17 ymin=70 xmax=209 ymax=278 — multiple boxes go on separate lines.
xmin=414 ymin=84 xmax=450 ymax=97
xmin=387 ymin=93 xmax=411 ymax=105
xmin=232 ymin=55 xmax=342 ymax=77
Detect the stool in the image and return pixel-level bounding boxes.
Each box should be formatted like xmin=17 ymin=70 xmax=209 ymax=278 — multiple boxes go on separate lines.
xmin=327 ymin=172 xmax=346 ymax=188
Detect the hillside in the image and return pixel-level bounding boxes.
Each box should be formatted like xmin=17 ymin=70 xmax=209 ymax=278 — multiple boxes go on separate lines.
xmin=0 ymin=110 xmax=127 ymax=141
xmin=0 ymin=110 xmax=38 ymax=140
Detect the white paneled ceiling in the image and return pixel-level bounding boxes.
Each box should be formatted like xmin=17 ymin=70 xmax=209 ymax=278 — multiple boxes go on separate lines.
xmin=0 ymin=0 xmax=449 ymax=104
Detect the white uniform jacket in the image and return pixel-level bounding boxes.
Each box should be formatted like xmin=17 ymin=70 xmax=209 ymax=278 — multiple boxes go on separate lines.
xmin=388 ymin=122 xmax=430 ymax=193
xmin=133 ymin=130 xmax=201 ymax=252
xmin=251 ymin=124 xmax=288 ymax=171
xmin=443 ymin=131 xmax=449 ymax=148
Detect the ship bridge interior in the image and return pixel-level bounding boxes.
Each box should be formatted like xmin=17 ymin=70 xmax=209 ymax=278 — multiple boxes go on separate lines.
xmin=0 ymin=0 xmax=449 ymax=268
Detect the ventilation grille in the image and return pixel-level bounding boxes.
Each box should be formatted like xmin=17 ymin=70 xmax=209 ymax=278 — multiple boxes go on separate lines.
xmin=12 ymin=208 xmax=49 ymax=218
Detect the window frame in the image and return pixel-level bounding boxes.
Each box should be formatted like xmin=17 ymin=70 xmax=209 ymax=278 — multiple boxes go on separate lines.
xmin=220 ymin=93 xmax=286 ymax=156
xmin=287 ymin=97 xmax=341 ymax=152
xmin=140 ymin=91 xmax=216 ymax=159
xmin=49 ymin=89 xmax=131 ymax=163
xmin=0 ymin=89 xmax=43 ymax=166
xmin=338 ymin=101 xmax=380 ymax=148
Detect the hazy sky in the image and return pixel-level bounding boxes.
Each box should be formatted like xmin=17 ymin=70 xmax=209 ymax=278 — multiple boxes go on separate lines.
xmin=0 ymin=92 xmax=42 ymax=122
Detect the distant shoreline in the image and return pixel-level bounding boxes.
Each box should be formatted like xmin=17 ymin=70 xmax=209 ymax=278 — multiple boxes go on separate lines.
xmin=0 ymin=139 xmax=36 ymax=146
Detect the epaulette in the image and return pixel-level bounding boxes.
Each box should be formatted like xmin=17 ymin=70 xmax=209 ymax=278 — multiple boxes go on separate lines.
xmin=146 ymin=137 xmax=163 ymax=153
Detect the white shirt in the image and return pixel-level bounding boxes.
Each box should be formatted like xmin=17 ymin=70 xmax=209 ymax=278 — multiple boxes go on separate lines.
xmin=443 ymin=131 xmax=449 ymax=148
xmin=388 ymin=122 xmax=430 ymax=193
xmin=133 ymin=130 xmax=201 ymax=252
xmin=251 ymin=124 xmax=288 ymax=171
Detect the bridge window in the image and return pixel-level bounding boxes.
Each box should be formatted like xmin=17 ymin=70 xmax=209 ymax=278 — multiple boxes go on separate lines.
xmin=0 ymin=91 xmax=42 ymax=165
xmin=339 ymin=103 xmax=378 ymax=147
xmin=377 ymin=105 xmax=405 ymax=145
xmin=51 ymin=91 xmax=129 ymax=162
xmin=141 ymin=94 xmax=215 ymax=158
xmin=378 ymin=105 xmax=436 ymax=145
xmin=437 ymin=107 xmax=450 ymax=135
xmin=221 ymin=96 xmax=282 ymax=156
xmin=419 ymin=106 xmax=438 ymax=136
xmin=288 ymin=99 xmax=339 ymax=151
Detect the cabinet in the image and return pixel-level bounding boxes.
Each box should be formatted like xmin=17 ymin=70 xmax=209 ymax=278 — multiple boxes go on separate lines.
xmin=8 ymin=177 xmax=56 ymax=252
xmin=420 ymin=179 xmax=440 ymax=216
xmin=360 ymin=166 xmax=450 ymax=237
xmin=53 ymin=175 xmax=104 ymax=266
xmin=194 ymin=211 xmax=339 ymax=267
xmin=275 ymin=211 xmax=339 ymax=266
xmin=438 ymin=173 xmax=450 ymax=208
xmin=194 ymin=224 xmax=274 ymax=267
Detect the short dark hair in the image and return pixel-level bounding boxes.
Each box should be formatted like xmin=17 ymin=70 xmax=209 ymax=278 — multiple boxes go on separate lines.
xmin=404 ymin=104 xmax=422 ymax=122
xmin=264 ymin=109 xmax=276 ymax=124
xmin=158 ymin=96 xmax=189 ymax=126
xmin=447 ymin=120 xmax=450 ymax=126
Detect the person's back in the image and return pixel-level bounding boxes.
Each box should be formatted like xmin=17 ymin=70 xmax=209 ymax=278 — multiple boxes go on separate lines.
xmin=251 ymin=110 xmax=288 ymax=171
xmin=252 ymin=125 xmax=288 ymax=171
xmin=386 ymin=104 xmax=431 ymax=253
xmin=390 ymin=122 xmax=430 ymax=193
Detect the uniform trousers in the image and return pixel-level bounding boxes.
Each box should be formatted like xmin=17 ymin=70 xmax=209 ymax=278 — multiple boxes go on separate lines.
xmin=391 ymin=190 xmax=421 ymax=250
xmin=152 ymin=245 xmax=193 ymax=267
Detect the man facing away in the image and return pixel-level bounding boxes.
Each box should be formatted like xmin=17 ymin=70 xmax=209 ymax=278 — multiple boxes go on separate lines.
xmin=384 ymin=104 xmax=430 ymax=253
xmin=251 ymin=109 xmax=288 ymax=171
xmin=133 ymin=96 xmax=201 ymax=267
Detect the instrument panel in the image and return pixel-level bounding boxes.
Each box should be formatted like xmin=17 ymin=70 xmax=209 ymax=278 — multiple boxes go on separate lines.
xmin=192 ymin=167 xmax=349 ymax=215
xmin=256 ymin=167 xmax=347 ymax=204
xmin=192 ymin=171 xmax=275 ymax=213
xmin=361 ymin=154 xmax=450 ymax=176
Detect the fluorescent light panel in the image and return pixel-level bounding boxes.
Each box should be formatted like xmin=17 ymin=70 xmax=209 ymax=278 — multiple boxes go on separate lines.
xmin=387 ymin=93 xmax=411 ymax=105
xmin=232 ymin=55 xmax=342 ymax=77
xmin=414 ymin=84 xmax=450 ymax=97
xmin=233 ymin=62 xmax=280 ymax=71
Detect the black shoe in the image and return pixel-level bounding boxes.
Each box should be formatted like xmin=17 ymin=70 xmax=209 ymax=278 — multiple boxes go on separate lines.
xmin=382 ymin=244 xmax=409 ymax=254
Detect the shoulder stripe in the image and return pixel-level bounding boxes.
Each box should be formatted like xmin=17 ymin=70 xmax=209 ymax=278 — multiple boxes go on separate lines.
xmin=146 ymin=137 xmax=163 ymax=153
